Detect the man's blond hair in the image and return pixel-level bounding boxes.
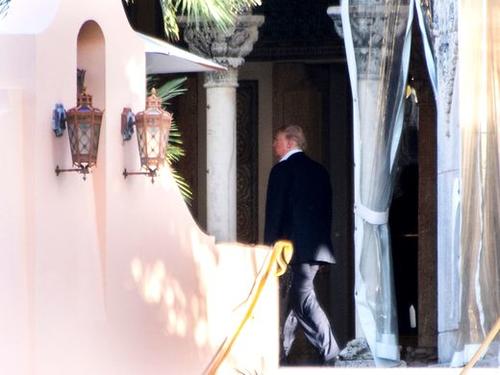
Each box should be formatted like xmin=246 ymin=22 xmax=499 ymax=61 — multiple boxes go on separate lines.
xmin=276 ymin=125 xmax=307 ymax=150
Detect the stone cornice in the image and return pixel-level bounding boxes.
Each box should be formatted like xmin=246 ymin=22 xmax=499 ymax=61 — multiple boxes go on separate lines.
xmin=203 ymin=68 xmax=239 ymax=88
xmin=247 ymin=43 xmax=345 ymax=62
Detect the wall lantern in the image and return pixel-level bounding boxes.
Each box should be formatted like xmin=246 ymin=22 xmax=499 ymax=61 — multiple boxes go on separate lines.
xmin=122 ymin=88 xmax=172 ymax=183
xmin=54 ymin=87 xmax=103 ymax=180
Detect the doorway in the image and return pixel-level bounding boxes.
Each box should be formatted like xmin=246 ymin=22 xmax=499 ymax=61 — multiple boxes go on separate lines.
xmin=271 ymin=62 xmax=355 ymax=363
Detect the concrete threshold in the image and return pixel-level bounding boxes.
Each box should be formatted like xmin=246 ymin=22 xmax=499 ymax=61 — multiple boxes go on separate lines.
xmin=273 ymin=367 xmax=499 ymax=374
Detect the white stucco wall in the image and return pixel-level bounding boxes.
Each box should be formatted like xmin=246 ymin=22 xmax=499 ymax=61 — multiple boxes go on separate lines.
xmin=0 ymin=1 xmax=279 ymax=374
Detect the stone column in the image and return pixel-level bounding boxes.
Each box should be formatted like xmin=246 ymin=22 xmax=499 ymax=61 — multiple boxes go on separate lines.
xmin=327 ymin=4 xmax=412 ymax=366
xmin=329 ymin=2 xmax=460 ymax=363
xmin=327 ymin=6 xmax=382 ymax=342
xmin=426 ymin=1 xmax=460 ymax=363
xmin=182 ymin=15 xmax=264 ymax=242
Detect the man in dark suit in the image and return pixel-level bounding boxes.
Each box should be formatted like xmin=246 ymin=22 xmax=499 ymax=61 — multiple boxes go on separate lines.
xmin=264 ymin=125 xmax=339 ymax=365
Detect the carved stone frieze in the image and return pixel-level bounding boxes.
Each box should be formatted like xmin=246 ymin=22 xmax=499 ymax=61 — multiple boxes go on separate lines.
xmin=431 ymin=1 xmax=458 ymax=132
xmin=420 ymin=0 xmax=433 ymax=36
xmin=180 ymin=14 xmax=264 ymax=81
xmin=180 ymin=14 xmax=264 ymax=87
xmin=204 ymin=67 xmax=239 ymax=88
xmin=327 ymin=2 xmax=410 ymax=80
xmin=329 ymin=1 xmax=457 ymax=124
xmin=328 ymin=6 xmax=344 ymax=39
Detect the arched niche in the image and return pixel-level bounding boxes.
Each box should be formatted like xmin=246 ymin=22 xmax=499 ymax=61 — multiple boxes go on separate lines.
xmin=77 ymin=20 xmax=105 ymax=109
xmin=77 ymin=20 xmax=107 ymax=283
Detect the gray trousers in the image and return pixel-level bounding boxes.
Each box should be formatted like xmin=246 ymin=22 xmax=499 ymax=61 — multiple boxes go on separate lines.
xmin=283 ymin=263 xmax=339 ymax=362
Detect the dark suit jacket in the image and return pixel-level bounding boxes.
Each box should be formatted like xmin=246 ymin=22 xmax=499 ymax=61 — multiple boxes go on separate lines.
xmin=264 ymin=152 xmax=335 ymax=264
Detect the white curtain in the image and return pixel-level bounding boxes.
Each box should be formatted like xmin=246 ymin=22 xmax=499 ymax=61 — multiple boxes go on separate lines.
xmin=414 ymin=0 xmax=466 ymax=364
xmin=415 ymin=0 xmax=500 ymax=366
xmin=341 ymin=0 xmax=414 ymax=366
xmin=450 ymin=0 xmax=500 ymax=367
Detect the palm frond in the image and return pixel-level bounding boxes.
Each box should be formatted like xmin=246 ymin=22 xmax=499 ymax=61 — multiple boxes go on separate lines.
xmin=155 ymin=77 xmax=188 ymax=103
xmin=159 ymin=1 xmax=181 ymax=40
xmin=170 ymin=167 xmax=193 ymax=203
xmin=166 ymin=120 xmax=185 ymax=163
xmin=159 ymin=0 xmax=261 ymax=39
xmin=166 ymin=120 xmax=192 ymax=204
xmin=147 ymin=76 xmax=188 ymax=104
xmin=147 ymin=75 xmax=192 ymax=204
xmin=0 ymin=0 xmax=10 ymax=18
xmin=176 ymin=0 xmax=234 ymax=27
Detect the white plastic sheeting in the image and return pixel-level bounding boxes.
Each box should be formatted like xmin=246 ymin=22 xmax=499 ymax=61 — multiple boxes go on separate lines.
xmin=341 ymin=0 xmax=414 ymax=367
xmin=450 ymin=0 xmax=500 ymax=367
xmin=416 ymin=0 xmax=500 ymax=366
xmin=414 ymin=1 xmax=462 ymax=362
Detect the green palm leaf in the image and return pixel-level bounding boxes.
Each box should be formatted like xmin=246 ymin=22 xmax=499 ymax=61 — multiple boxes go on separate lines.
xmin=0 ymin=0 xmax=10 ymax=17
xmin=125 ymin=0 xmax=261 ymax=40
xmin=173 ymin=0 xmax=261 ymax=27
xmin=147 ymin=75 xmax=193 ymax=204
xmin=154 ymin=76 xmax=188 ymax=103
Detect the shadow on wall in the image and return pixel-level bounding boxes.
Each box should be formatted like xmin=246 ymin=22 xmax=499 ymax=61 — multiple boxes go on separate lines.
xmin=129 ymin=227 xmax=215 ymax=347
xmin=127 ymin=220 xmax=279 ymax=373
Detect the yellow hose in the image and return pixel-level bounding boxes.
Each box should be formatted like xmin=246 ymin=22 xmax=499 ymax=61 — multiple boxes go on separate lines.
xmin=460 ymin=317 xmax=500 ymax=374
xmin=203 ymin=240 xmax=293 ymax=375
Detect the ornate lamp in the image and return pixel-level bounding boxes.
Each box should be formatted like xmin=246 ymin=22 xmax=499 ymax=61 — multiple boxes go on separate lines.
xmin=123 ymin=88 xmax=172 ymax=183
xmin=55 ymin=87 xmax=103 ymax=180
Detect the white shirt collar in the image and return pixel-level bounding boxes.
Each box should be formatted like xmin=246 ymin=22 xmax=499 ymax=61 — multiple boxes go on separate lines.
xmin=280 ymin=148 xmax=302 ymax=162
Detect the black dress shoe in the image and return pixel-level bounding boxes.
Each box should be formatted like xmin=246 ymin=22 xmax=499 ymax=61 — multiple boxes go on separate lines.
xmin=323 ymin=355 xmax=339 ymax=366
xmin=280 ymin=355 xmax=290 ymax=366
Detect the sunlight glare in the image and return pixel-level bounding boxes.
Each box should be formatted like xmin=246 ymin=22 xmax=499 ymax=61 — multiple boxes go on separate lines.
xmin=158 ymin=166 xmax=175 ymax=191
xmin=176 ymin=314 xmax=187 ymax=336
xmin=143 ymin=261 xmax=166 ymax=303
xmin=191 ymin=296 xmax=200 ymax=319
xmin=131 ymin=257 xmax=143 ymax=282
xmin=173 ymin=279 xmax=187 ymax=308
xmin=194 ymin=320 xmax=208 ymax=347
xmin=164 ymin=286 xmax=175 ymax=307
xmin=167 ymin=309 xmax=177 ymax=333
xmin=126 ymin=58 xmax=145 ymax=100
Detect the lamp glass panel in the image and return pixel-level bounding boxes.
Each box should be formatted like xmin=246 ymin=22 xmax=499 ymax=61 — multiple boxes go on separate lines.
xmin=137 ymin=126 xmax=147 ymax=159
xmin=68 ymin=124 xmax=79 ymax=158
xmin=91 ymin=123 xmax=101 ymax=160
xmin=78 ymin=122 xmax=91 ymax=155
xmin=134 ymin=97 xmax=171 ymax=172
xmin=146 ymin=124 xmax=160 ymax=158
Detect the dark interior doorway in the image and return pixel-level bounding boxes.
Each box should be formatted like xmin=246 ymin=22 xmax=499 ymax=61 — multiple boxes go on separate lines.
xmin=236 ymin=80 xmax=259 ymax=244
xmin=390 ymin=163 xmax=419 ymax=345
xmin=271 ymin=61 xmax=354 ymax=365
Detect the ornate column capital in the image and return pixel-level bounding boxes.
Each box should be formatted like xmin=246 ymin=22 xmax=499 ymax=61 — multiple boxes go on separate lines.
xmin=431 ymin=1 xmax=458 ymax=131
xmin=326 ymin=6 xmax=343 ymax=39
xmin=327 ymin=3 xmax=409 ymax=80
xmin=180 ymin=14 xmax=264 ymax=87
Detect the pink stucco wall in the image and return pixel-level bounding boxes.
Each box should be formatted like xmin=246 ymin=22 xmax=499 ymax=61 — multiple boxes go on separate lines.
xmin=0 ymin=1 xmax=279 ymax=374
